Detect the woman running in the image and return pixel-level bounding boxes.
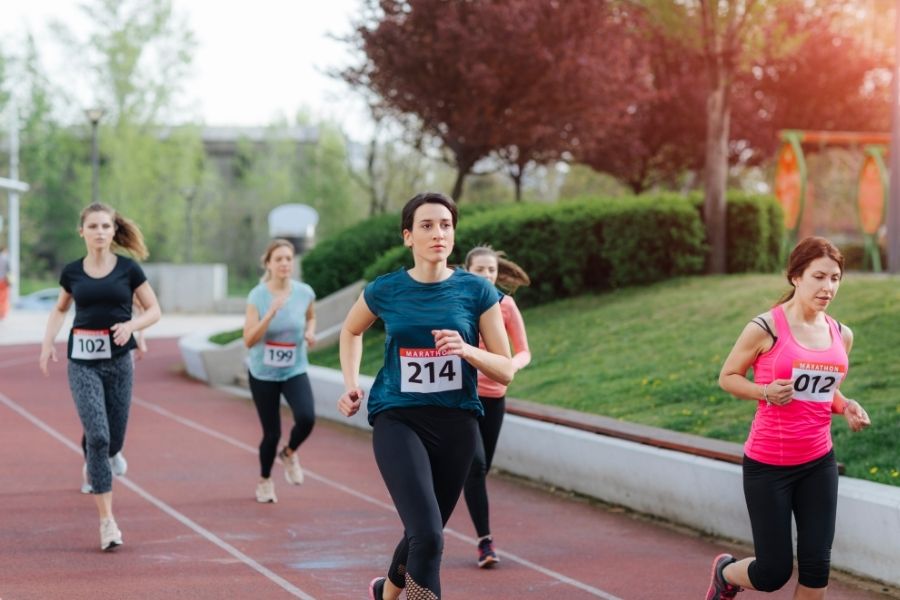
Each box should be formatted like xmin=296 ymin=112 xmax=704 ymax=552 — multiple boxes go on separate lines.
xmin=39 ymin=202 xmax=161 ymax=551
xmin=243 ymin=239 xmax=316 ymax=503
xmin=462 ymin=245 xmax=531 ymax=568
xmin=706 ymin=236 xmax=870 ymax=599
xmin=337 ymin=192 xmax=514 ymax=600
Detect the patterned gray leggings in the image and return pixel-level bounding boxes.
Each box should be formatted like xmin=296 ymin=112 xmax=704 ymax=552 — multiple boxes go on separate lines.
xmin=68 ymin=354 xmax=133 ymax=494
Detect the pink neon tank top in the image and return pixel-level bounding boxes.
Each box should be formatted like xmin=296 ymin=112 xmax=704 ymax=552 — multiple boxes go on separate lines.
xmin=744 ymin=304 xmax=848 ymax=466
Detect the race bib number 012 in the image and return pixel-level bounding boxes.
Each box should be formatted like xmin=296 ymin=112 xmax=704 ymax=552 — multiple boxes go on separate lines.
xmin=71 ymin=328 xmax=112 ymax=360
xmin=791 ymin=360 xmax=845 ymax=403
xmin=263 ymin=341 xmax=297 ymax=368
xmin=400 ymin=348 xmax=462 ymax=393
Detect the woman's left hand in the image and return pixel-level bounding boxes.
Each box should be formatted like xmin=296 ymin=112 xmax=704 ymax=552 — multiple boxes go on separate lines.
xmin=304 ymin=331 xmax=316 ymax=348
xmin=111 ymin=321 xmax=134 ymax=346
xmin=432 ymin=329 xmax=470 ymax=358
xmin=844 ymin=399 xmax=871 ymax=432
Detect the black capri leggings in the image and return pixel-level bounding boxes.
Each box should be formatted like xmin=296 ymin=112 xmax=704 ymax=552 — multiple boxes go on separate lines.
xmin=373 ymin=406 xmax=478 ymax=599
xmin=743 ymin=449 xmax=839 ymax=591
xmin=248 ymin=372 xmax=315 ymax=479
xmin=463 ymin=395 xmax=505 ymax=538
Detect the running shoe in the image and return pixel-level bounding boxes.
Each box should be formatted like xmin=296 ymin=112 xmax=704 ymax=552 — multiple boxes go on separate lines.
xmin=255 ymin=479 xmax=277 ymax=503
xmin=279 ymin=447 xmax=304 ymax=485
xmin=81 ymin=463 xmax=93 ymax=494
xmin=368 ymin=577 xmax=386 ymax=600
xmin=477 ymin=536 xmax=499 ymax=568
xmin=705 ymin=553 xmax=741 ymax=599
xmin=109 ymin=452 xmax=128 ymax=477
xmin=100 ymin=518 xmax=123 ymax=551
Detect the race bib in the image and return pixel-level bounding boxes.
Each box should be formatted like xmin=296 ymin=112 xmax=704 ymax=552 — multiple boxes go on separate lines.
xmin=400 ymin=348 xmax=462 ymax=393
xmin=71 ymin=329 xmax=112 ymax=360
xmin=791 ymin=361 xmax=846 ymax=402
xmin=263 ymin=341 xmax=297 ymax=368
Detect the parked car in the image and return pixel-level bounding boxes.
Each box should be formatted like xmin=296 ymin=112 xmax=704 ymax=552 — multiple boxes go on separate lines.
xmin=15 ymin=287 xmax=59 ymax=310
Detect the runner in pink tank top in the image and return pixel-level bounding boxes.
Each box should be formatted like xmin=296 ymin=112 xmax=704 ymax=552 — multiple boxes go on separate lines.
xmin=463 ymin=245 xmax=532 ymax=569
xmin=705 ymin=237 xmax=870 ymax=600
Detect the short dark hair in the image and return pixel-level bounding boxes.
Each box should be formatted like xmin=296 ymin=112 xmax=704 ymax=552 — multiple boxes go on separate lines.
xmin=400 ymin=192 xmax=458 ymax=233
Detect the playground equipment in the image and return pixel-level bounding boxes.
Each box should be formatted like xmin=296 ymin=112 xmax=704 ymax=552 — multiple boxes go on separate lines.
xmin=774 ymin=130 xmax=888 ymax=270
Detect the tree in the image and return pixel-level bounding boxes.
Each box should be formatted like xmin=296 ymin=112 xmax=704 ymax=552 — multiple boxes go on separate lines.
xmin=343 ymin=0 xmax=641 ymax=201
xmin=639 ymin=0 xmax=799 ymax=272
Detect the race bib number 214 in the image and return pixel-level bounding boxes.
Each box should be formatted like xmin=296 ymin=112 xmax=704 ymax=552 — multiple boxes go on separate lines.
xmin=400 ymin=348 xmax=462 ymax=393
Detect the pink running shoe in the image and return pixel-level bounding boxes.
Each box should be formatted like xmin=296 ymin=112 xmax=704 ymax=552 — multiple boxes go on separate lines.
xmin=705 ymin=553 xmax=741 ymax=599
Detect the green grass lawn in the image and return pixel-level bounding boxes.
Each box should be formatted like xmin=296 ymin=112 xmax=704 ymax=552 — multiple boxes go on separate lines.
xmin=310 ymin=273 xmax=900 ymax=486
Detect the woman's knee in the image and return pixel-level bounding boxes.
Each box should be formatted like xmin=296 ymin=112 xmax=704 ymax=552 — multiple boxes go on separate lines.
xmin=749 ymin=558 xmax=794 ymax=592
xmin=408 ymin=528 xmax=444 ymax=559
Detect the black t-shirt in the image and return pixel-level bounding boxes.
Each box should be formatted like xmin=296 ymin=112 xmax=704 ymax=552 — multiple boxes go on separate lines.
xmin=60 ymin=255 xmax=147 ymax=363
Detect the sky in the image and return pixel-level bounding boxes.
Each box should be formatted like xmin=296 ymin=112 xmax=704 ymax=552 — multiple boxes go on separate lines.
xmin=2 ymin=0 xmax=372 ymax=139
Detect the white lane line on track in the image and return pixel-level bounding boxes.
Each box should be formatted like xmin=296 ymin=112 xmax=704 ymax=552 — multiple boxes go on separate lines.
xmin=0 ymin=391 xmax=317 ymax=600
xmin=133 ymin=396 xmax=624 ymax=600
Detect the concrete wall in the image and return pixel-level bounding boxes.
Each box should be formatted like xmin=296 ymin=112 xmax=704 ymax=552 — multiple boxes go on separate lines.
xmin=284 ymin=365 xmax=900 ymax=588
xmin=144 ymin=263 xmax=227 ymax=313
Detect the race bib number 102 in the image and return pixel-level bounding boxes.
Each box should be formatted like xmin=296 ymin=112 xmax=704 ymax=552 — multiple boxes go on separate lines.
xmin=71 ymin=328 xmax=112 ymax=360
xmin=400 ymin=348 xmax=462 ymax=393
xmin=791 ymin=361 xmax=846 ymax=403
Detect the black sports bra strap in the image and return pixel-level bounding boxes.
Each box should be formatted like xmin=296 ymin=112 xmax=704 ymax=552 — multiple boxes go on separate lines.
xmin=751 ymin=317 xmax=778 ymax=344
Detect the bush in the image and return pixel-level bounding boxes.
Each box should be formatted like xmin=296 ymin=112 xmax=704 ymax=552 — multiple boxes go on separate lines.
xmin=303 ymin=203 xmax=512 ymax=298
xmin=689 ymin=192 xmax=784 ymax=273
xmin=365 ymin=196 xmax=708 ymax=307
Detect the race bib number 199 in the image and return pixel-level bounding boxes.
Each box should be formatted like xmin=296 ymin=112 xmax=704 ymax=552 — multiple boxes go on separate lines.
xmin=400 ymin=348 xmax=462 ymax=393
xmin=264 ymin=342 xmax=297 ymax=368
xmin=71 ymin=329 xmax=112 ymax=360
xmin=791 ymin=361 xmax=846 ymax=402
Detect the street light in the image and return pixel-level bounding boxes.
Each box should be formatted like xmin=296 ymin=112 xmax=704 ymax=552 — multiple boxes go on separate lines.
xmin=84 ymin=107 xmax=106 ymax=204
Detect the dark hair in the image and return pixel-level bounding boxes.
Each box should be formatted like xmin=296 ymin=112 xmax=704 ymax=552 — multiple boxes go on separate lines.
xmin=400 ymin=192 xmax=458 ymax=234
xmin=777 ymin=236 xmax=844 ymax=304
xmin=465 ymin=245 xmax=531 ymax=294
xmin=79 ymin=202 xmax=149 ymax=260
xmin=260 ymin=238 xmax=295 ymax=281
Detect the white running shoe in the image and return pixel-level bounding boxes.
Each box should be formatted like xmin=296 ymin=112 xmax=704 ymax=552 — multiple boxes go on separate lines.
xmin=255 ymin=479 xmax=277 ymax=503
xmin=279 ymin=447 xmax=304 ymax=485
xmin=109 ymin=452 xmax=128 ymax=477
xmin=100 ymin=518 xmax=123 ymax=551
xmin=81 ymin=463 xmax=93 ymax=494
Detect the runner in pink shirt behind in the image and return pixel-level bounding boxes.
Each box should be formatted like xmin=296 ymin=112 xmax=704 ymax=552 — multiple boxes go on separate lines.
xmin=463 ymin=246 xmax=532 ymax=568
xmin=706 ymin=237 xmax=871 ymax=600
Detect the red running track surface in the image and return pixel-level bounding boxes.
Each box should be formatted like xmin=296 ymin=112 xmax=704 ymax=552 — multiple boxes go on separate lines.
xmin=0 ymin=339 xmax=895 ymax=599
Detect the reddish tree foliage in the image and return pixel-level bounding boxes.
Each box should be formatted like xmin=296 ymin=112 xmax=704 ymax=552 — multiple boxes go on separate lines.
xmin=578 ymin=3 xmax=890 ymax=193
xmin=342 ymin=0 xmax=644 ymax=200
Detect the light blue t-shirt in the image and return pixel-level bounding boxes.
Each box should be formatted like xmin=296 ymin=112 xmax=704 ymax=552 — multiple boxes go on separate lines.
xmin=363 ymin=268 xmax=500 ymax=424
xmin=247 ymin=280 xmax=316 ymax=381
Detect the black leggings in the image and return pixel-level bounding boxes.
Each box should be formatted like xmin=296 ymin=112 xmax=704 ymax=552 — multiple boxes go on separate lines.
xmin=248 ymin=372 xmax=315 ymax=479
xmin=463 ymin=395 xmax=505 ymax=538
xmin=373 ymin=406 xmax=478 ymax=599
xmin=743 ymin=449 xmax=839 ymax=591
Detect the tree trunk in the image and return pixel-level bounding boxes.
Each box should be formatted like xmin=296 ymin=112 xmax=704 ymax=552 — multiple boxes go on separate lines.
xmin=703 ymin=71 xmax=731 ymax=274
xmin=451 ymin=167 xmax=468 ymax=201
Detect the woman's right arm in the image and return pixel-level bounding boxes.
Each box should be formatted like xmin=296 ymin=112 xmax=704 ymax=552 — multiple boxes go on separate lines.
xmin=337 ymin=294 xmax=377 ymax=417
xmin=243 ymin=294 xmax=285 ymax=348
xmin=504 ymin=297 xmax=531 ymax=371
xmin=718 ymin=320 xmax=792 ymax=405
xmin=39 ymin=288 xmax=73 ymax=376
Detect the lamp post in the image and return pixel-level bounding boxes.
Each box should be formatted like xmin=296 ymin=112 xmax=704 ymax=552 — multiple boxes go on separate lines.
xmin=84 ymin=107 xmax=106 ymax=204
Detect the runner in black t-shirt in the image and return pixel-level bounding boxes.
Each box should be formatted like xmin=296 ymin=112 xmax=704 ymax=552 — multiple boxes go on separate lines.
xmin=40 ymin=202 xmax=161 ymax=552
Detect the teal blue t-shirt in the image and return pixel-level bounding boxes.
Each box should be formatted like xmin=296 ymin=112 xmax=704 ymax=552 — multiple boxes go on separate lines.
xmin=247 ymin=280 xmax=316 ymax=381
xmin=363 ymin=268 xmax=500 ymax=424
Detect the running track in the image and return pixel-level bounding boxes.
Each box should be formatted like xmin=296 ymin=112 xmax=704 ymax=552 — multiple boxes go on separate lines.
xmin=0 ymin=340 xmax=895 ymax=599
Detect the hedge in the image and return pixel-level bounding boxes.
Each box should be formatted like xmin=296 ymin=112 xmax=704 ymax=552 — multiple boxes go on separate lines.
xmin=325 ymin=192 xmax=781 ymax=308
xmin=301 ymin=203 xmax=509 ymax=297
xmin=363 ymin=196 xmax=709 ymax=307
